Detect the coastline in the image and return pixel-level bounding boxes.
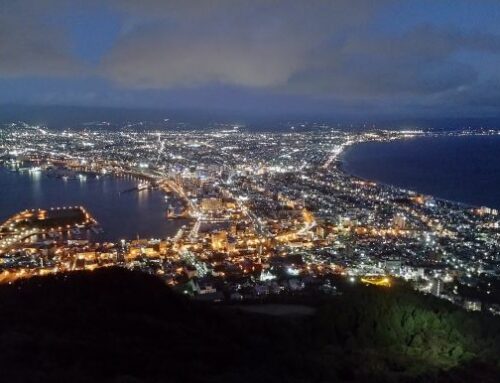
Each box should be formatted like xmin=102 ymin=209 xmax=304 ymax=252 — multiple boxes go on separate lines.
xmin=0 ymin=166 xmax=188 ymax=241
xmin=336 ymin=136 xmax=496 ymax=211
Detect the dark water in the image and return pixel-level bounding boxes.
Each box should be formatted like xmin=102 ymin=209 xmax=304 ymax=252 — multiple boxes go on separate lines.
xmin=342 ymin=135 xmax=500 ymax=209
xmin=0 ymin=168 xmax=187 ymax=241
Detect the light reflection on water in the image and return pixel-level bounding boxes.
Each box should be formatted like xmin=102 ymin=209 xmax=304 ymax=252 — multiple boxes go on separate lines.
xmin=0 ymin=167 xmax=188 ymax=241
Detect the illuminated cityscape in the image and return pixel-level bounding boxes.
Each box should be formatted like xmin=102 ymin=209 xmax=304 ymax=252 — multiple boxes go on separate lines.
xmin=1 ymin=123 xmax=499 ymax=314
xmin=3 ymin=0 xmax=500 ymax=380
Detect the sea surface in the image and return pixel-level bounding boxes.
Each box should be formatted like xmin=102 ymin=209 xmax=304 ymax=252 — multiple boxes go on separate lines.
xmin=0 ymin=167 xmax=187 ymax=241
xmin=342 ymin=135 xmax=500 ymax=209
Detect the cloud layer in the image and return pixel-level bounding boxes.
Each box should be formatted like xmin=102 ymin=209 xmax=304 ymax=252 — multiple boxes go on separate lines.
xmin=1 ymin=0 xmax=500 ymax=116
xmin=0 ymin=12 xmax=80 ymax=78
xmin=101 ymin=1 xmax=384 ymax=89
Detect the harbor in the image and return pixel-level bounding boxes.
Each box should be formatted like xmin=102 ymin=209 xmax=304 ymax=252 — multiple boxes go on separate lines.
xmin=0 ymin=166 xmax=187 ymax=242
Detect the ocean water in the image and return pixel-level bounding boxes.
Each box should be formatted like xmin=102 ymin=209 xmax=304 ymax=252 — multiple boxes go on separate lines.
xmin=0 ymin=168 xmax=187 ymax=241
xmin=342 ymin=135 xmax=500 ymax=209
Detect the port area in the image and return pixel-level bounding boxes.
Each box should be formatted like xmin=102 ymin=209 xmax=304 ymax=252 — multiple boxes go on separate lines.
xmin=158 ymin=180 xmax=190 ymax=219
xmin=0 ymin=206 xmax=97 ymax=253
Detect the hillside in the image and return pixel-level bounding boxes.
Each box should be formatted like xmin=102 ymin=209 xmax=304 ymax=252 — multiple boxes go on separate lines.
xmin=0 ymin=268 xmax=499 ymax=382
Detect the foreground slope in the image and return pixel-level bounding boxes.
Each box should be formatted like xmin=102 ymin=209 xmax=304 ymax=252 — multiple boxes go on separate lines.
xmin=0 ymin=268 xmax=499 ymax=382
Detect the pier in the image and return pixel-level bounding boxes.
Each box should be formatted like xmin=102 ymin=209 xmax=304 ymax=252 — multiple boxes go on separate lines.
xmin=0 ymin=206 xmax=98 ymax=253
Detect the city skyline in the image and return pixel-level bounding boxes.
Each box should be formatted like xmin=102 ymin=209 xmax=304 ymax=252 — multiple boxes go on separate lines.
xmin=2 ymin=2 xmax=500 ymax=381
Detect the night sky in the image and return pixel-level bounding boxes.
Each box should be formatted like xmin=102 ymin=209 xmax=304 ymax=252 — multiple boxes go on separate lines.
xmin=2 ymin=0 xmax=500 ymax=118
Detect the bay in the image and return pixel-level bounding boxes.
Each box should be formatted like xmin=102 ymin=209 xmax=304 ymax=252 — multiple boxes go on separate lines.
xmin=0 ymin=167 xmax=187 ymax=241
xmin=342 ymin=135 xmax=500 ymax=209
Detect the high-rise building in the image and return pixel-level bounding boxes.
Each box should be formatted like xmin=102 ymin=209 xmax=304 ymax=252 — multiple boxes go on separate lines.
xmin=430 ymin=278 xmax=443 ymax=296
xmin=393 ymin=213 xmax=407 ymax=230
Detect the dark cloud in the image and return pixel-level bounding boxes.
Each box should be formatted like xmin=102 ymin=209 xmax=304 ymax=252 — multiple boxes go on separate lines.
xmin=100 ymin=2 xmax=500 ymax=104
xmin=343 ymin=25 xmax=500 ymax=59
xmin=443 ymin=79 xmax=500 ymax=111
xmin=100 ymin=0 xmax=390 ymax=88
xmin=1 ymin=0 xmax=500 ymax=117
xmin=286 ymin=26 xmax=500 ymax=97
xmin=0 ymin=2 xmax=81 ymax=78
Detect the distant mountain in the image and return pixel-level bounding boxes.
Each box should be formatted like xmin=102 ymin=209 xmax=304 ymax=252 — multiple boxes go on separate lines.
xmin=0 ymin=268 xmax=499 ymax=382
xmin=2 ymin=104 xmax=500 ymax=131
xmin=0 ymin=104 xmax=227 ymax=129
xmin=0 ymin=104 xmax=280 ymax=130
